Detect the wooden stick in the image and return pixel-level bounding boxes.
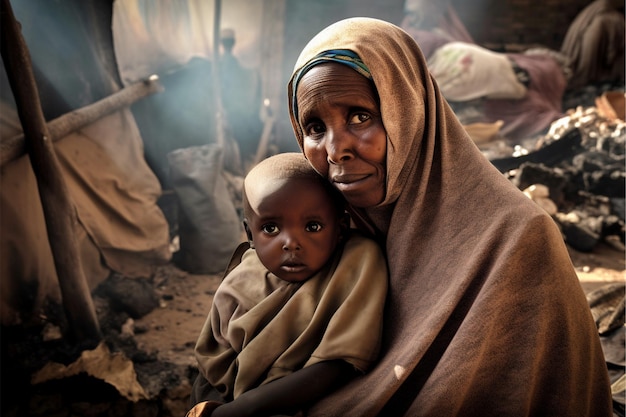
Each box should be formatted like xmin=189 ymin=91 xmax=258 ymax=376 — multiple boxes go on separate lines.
xmin=0 ymin=75 xmax=163 ymax=167
xmin=1 ymin=0 xmax=102 ymax=344
xmin=253 ymin=99 xmax=275 ymax=167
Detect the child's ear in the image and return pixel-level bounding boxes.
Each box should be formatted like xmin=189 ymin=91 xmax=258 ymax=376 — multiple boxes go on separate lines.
xmin=243 ymin=219 xmax=255 ymax=249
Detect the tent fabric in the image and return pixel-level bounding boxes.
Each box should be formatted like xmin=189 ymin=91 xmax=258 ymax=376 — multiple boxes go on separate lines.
xmin=426 ymin=41 xmax=527 ymax=101
xmin=401 ymin=5 xmax=568 ymax=140
xmin=112 ymin=0 xmax=214 ymax=85
xmin=483 ymin=51 xmax=568 ymax=139
xmin=0 ymin=108 xmax=171 ymax=325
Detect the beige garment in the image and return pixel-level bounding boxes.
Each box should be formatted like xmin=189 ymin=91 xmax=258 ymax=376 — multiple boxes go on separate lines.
xmin=195 ymin=233 xmax=388 ymax=401
xmin=288 ymin=17 xmax=612 ymax=417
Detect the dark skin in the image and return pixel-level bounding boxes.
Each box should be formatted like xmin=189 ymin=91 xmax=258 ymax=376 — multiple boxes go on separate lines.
xmin=296 ymin=63 xmax=387 ymax=209
xmin=207 ymin=360 xmax=355 ymax=417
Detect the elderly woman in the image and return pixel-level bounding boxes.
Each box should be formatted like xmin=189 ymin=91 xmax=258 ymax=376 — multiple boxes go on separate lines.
xmin=287 ymin=17 xmax=611 ymax=416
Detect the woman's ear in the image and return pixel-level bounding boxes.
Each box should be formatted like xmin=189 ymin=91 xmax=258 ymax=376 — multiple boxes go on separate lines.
xmin=243 ymin=219 xmax=255 ymax=249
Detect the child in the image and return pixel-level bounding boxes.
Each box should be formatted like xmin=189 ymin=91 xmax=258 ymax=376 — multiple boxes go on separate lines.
xmin=187 ymin=152 xmax=388 ymax=417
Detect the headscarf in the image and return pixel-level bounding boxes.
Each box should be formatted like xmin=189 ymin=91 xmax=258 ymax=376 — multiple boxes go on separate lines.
xmin=291 ymin=49 xmax=372 ymax=124
xmin=288 ymin=17 xmax=611 ymax=416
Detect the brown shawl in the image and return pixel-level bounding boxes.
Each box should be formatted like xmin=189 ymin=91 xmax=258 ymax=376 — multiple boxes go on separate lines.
xmin=287 ymin=17 xmax=612 ymax=417
xmin=194 ymin=233 xmax=387 ymax=400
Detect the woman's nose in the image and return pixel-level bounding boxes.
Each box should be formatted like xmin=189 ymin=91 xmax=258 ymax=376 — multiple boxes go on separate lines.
xmin=326 ymin=128 xmax=354 ymax=164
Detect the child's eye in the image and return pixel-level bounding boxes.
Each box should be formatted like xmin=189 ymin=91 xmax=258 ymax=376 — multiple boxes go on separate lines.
xmin=305 ymin=222 xmax=323 ymax=232
xmin=261 ymin=224 xmax=279 ymax=235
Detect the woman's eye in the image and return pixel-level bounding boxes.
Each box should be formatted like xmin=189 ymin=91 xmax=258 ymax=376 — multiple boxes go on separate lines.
xmin=305 ymin=222 xmax=323 ymax=232
xmin=261 ymin=224 xmax=279 ymax=235
xmin=349 ymin=113 xmax=370 ymax=124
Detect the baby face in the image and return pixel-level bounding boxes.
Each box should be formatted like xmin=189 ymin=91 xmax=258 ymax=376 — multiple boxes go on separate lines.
xmin=245 ymin=177 xmax=343 ymax=282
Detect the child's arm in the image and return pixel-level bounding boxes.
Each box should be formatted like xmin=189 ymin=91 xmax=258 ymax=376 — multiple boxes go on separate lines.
xmin=211 ymin=359 xmax=356 ymax=417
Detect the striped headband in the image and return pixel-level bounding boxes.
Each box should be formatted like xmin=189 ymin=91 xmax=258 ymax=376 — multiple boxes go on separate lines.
xmin=291 ymin=49 xmax=373 ymax=121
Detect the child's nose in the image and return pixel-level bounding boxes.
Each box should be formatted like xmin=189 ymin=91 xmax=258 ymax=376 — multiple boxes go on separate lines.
xmin=282 ymin=235 xmax=301 ymax=251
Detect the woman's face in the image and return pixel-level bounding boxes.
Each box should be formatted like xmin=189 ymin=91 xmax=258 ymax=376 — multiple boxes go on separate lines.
xmin=296 ymin=63 xmax=387 ymax=208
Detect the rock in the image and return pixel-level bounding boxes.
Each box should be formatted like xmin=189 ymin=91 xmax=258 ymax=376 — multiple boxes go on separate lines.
xmin=94 ymin=273 xmax=160 ymax=319
xmin=556 ymin=212 xmax=600 ymax=252
xmin=513 ymin=163 xmax=569 ymax=206
xmin=523 ymin=184 xmax=558 ymax=215
xmin=560 ymin=222 xmax=600 ymax=252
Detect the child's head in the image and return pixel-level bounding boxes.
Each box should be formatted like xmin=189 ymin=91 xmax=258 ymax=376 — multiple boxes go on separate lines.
xmin=243 ymin=153 xmax=348 ymax=283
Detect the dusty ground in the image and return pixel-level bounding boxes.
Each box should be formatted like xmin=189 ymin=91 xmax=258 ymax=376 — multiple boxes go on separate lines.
xmin=132 ymin=264 xmax=222 ymax=370
xmin=4 ymin=234 xmax=622 ymax=417
xmin=133 ymin=238 xmax=625 ymax=374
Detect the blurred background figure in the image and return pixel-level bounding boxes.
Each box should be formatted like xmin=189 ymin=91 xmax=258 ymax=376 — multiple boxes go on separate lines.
xmin=560 ymin=0 xmax=625 ymax=90
xmin=219 ymin=28 xmax=264 ymax=169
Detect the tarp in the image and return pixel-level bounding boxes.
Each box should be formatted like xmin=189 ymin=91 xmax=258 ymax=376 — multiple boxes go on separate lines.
xmin=0 ymin=106 xmax=171 ymax=325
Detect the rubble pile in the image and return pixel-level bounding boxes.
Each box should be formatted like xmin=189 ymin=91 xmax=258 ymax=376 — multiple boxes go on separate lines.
xmin=492 ymin=97 xmax=625 ymax=252
xmin=2 ymin=269 xmax=193 ymax=417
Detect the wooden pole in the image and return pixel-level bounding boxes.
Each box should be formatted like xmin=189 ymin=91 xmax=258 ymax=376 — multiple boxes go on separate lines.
xmin=0 ymin=75 xmax=163 ymax=167
xmin=211 ymin=0 xmax=225 ymax=149
xmin=1 ymin=0 xmax=102 ymax=344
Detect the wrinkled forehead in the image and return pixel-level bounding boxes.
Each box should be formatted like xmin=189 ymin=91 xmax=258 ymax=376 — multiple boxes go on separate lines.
xmin=295 ymin=63 xmax=379 ymax=125
xmin=288 ymin=18 xmax=421 ymax=139
xmin=291 ymin=49 xmax=372 ymax=119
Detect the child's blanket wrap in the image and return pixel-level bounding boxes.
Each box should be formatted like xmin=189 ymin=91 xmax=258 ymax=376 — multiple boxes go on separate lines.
xmin=194 ymin=233 xmax=388 ymax=401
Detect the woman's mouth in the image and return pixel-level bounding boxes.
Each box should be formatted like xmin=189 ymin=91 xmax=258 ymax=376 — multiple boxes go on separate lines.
xmin=332 ymin=173 xmax=369 ymax=183
xmin=332 ymin=173 xmax=371 ymax=191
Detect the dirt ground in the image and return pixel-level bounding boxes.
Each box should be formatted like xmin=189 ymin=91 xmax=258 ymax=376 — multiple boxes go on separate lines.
xmin=4 ymin=225 xmax=622 ymax=417
xmin=133 ymin=237 xmax=625 ymax=374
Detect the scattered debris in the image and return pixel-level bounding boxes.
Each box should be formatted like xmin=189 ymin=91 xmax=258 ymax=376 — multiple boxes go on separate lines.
xmin=32 ymin=342 xmax=148 ymax=402
xmin=487 ymin=89 xmax=625 ymax=253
